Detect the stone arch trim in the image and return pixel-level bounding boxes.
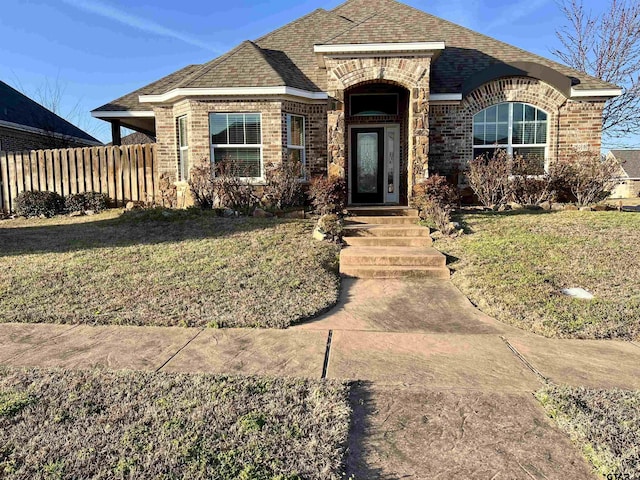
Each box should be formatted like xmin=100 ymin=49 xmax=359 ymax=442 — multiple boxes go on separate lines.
xmin=327 ymin=57 xmax=429 ymax=93
xmin=459 ymin=77 xmax=567 ymax=164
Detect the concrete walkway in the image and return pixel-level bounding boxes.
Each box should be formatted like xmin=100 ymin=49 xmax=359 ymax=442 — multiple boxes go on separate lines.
xmin=2 ymin=279 xmax=640 ymax=478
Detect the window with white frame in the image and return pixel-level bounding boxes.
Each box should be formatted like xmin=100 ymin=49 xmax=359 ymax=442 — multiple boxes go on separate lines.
xmin=178 ymin=116 xmax=189 ymax=181
xmin=286 ymin=114 xmax=306 ymax=178
xmin=473 ymin=102 xmax=548 ymax=172
xmin=210 ymin=113 xmax=262 ymax=179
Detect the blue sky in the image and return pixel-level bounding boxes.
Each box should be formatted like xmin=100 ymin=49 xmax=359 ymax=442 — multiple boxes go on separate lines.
xmin=0 ymin=0 xmax=622 ymax=146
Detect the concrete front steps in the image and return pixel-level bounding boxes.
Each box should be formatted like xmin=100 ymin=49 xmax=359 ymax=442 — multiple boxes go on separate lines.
xmin=340 ymin=207 xmax=450 ymax=279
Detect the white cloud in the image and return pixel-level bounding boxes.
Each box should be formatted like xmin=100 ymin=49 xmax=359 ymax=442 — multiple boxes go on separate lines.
xmin=61 ymin=0 xmax=222 ymax=53
xmin=484 ymin=0 xmax=552 ymax=31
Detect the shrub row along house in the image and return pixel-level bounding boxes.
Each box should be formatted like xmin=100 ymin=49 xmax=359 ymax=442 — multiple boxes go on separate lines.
xmin=1 ymin=80 xmax=101 ymax=151
xmin=92 ymin=0 xmax=620 ymax=207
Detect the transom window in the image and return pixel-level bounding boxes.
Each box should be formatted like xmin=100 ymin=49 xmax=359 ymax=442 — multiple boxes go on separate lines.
xmin=473 ymin=102 xmax=548 ymax=171
xmin=286 ymin=114 xmax=306 ymax=179
xmin=351 ymin=93 xmax=399 ymax=116
xmin=210 ymin=113 xmax=262 ymax=179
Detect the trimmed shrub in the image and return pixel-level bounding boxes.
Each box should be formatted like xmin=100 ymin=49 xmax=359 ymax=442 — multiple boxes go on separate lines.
xmin=15 ymin=191 xmax=65 ymax=218
xmin=509 ymin=156 xmax=554 ymax=206
xmin=189 ymin=158 xmax=259 ymax=215
xmin=262 ymin=157 xmax=304 ymax=210
xmin=308 ymin=176 xmax=347 ymax=215
xmin=65 ymin=192 xmax=109 ymax=213
xmin=548 ymin=151 xmax=621 ymax=206
xmin=411 ymin=175 xmax=458 ymax=235
xmin=467 ymin=150 xmax=511 ymax=207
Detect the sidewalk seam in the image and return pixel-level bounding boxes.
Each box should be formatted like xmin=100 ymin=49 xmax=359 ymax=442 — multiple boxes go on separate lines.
xmin=321 ymin=330 xmax=333 ymax=379
xmin=155 ymin=328 xmax=205 ymax=373
xmin=500 ymin=336 xmax=549 ymax=384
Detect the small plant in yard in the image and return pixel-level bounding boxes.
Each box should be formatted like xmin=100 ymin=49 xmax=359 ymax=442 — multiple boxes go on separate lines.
xmin=316 ymin=213 xmax=344 ymax=242
xmin=410 ymin=175 xmax=458 ymax=235
xmin=467 ymin=150 xmax=512 ymax=207
xmin=65 ymin=192 xmax=109 ymax=214
xmin=548 ymin=150 xmax=621 ymax=206
xmin=262 ymin=157 xmax=304 ymax=211
xmin=188 ymin=159 xmax=216 ymax=210
xmin=308 ymin=175 xmax=347 ymax=215
xmin=14 ymin=191 xmax=64 ymax=218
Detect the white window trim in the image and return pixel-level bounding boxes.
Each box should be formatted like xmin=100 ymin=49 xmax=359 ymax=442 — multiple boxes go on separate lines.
xmin=210 ymin=113 xmax=264 ymax=182
xmin=472 ymin=102 xmax=549 ymax=170
xmin=178 ymin=115 xmax=189 ymax=181
xmin=286 ymin=114 xmax=306 ymax=180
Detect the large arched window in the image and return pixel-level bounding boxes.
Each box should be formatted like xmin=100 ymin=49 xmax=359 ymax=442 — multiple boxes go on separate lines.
xmin=473 ymin=102 xmax=548 ymax=170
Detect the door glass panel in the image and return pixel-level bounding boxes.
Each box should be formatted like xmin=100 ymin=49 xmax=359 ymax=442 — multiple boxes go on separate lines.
xmin=387 ymin=130 xmax=396 ymax=194
xmin=357 ymin=132 xmax=378 ymax=194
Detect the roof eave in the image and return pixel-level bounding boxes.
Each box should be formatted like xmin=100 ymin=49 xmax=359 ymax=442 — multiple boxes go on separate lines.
xmin=138 ymin=87 xmax=329 ymax=104
xmin=570 ymin=87 xmax=623 ymax=99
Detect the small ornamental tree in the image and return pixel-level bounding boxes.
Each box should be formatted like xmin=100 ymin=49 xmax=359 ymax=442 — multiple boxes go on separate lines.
xmin=467 ymin=150 xmax=512 ymax=207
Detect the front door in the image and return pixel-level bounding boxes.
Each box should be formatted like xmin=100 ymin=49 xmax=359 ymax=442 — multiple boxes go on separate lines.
xmin=351 ymin=127 xmax=385 ymax=204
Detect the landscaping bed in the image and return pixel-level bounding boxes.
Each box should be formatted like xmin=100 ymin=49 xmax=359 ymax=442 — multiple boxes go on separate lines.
xmin=537 ymin=385 xmax=640 ymax=479
xmin=435 ymin=210 xmax=640 ymax=340
xmin=0 ymin=367 xmax=351 ymax=479
xmin=0 ymin=209 xmax=340 ymax=328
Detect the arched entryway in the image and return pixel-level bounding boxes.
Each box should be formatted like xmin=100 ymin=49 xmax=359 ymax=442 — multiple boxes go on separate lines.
xmin=345 ymin=81 xmax=410 ymax=205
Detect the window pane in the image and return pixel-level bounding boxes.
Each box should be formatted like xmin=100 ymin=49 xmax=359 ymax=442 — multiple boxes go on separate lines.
xmin=351 ymin=94 xmax=398 ymax=116
xmin=180 ymin=149 xmax=189 ymax=181
xmin=525 ymin=105 xmax=536 ymax=121
xmin=214 ymin=148 xmax=261 ymax=177
xmin=210 ymin=114 xmax=228 ymax=144
xmin=485 ymin=105 xmax=497 ymax=123
xmin=178 ymin=117 xmax=188 ymax=147
xmin=536 ymin=122 xmax=547 ymax=144
xmin=245 ymin=114 xmax=261 ymax=145
xmin=473 ymin=124 xmax=485 ymax=145
xmin=537 ymin=110 xmax=548 ymax=121
xmin=474 ymin=147 xmax=500 ymax=160
xmin=484 ymin=123 xmax=497 ymax=145
xmin=498 ymin=104 xmax=509 ymax=122
xmin=513 ymin=103 xmax=524 ymax=122
xmin=523 ymin=123 xmax=536 ymax=144
xmin=288 ymin=115 xmax=304 ymax=146
xmin=512 ymin=122 xmax=523 ymax=144
xmin=228 ymin=114 xmax=245 ymax=144
xmin=286 ymin=148 xmax=305 ymax=177
xmin=473 ymin=110 xmax=485 ymax=123
xmin=497 ymin=123 xmax=509 ymax=144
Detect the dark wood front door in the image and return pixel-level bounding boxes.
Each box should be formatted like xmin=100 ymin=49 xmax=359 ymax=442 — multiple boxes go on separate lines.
xmin=351 ymin=127 xmax=385 ymax=204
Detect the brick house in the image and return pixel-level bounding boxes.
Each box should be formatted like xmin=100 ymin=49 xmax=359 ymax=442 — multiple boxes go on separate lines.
xmin=92 ymin=0 xmax=620 ymax=206
xmin=1 ymin=80 xmax=101 ymax=151
xmin=607 ymin=150 xmax=640 ymax=199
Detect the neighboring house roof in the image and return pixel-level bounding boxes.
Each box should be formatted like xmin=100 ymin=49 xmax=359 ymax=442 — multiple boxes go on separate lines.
xmin=610 ymin=150 xmax=640 ymax=179
xmin=107 ymin=131 xmax=156 ymax=146
xmin=1 ymin=80 xmax=101 ymax=144
xmin=92 ymin=0 xmax=618 ymax=114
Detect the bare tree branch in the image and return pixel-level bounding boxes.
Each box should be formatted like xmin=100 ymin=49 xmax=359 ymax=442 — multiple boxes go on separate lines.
xmin=554 ymin=0 xmax=640 ymax=141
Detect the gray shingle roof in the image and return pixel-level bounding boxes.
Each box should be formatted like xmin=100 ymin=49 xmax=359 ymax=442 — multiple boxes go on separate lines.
xmin=1 ymin=80 xmax=100 ymax=143
xmin=610 ymin=150 xmax=640 ymax=178
xmin=93 ymin=0 xmax=617 ymax=113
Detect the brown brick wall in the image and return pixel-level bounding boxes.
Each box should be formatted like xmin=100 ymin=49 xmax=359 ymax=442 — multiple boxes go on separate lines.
xmin=429 ymin=77 xmax=605 ymax=179
xmin=281 ymin=101 xmax=328 ymax=178
xmin=0 ymin=126 xmax=93 ymax=152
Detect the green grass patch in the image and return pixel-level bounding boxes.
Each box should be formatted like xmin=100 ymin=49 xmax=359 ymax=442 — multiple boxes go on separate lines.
xmin=435 ymin=211 xmax=640 ymax=339
xmin=0 ymin=209 xmax=340 ymax=328
xmin=537 ymin=385 xmax=640 ymax=479
xmin=0 ymin=367 xmax=351 ymax=479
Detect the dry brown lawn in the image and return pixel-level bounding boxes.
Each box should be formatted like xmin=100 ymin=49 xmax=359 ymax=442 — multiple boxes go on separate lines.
xmin=0 ymin=367 xmax=351 ymax=479
xmin=0 ymin=209 xmax=340 ymax=328
xmin=435 ymin=210 xmax=640 ymax=340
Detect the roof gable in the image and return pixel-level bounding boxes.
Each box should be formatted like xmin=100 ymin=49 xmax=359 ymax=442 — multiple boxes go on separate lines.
xmin=1 ymin=80 xmax=100 ymax=143
xmin=611 ymin=150 xmax=640 ymax=178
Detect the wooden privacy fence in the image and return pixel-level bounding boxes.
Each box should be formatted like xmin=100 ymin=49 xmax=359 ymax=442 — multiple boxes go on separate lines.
xmin=0 ymin=144 xmax=157 ymax=213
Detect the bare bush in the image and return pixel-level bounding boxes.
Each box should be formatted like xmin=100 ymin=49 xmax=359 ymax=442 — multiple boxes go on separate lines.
xmin=510 ymin=156 xmax=555 ymax=206
xmin=549 ymin=151 xmax=621 ymax=206
xmin=188 ymin=160 xmax=216 ymax=209
xmin=211 ymin=158 xmax=259 ymax=215
xmin=262 ymin=156 xmax=304 ymax=210
xmin=467 ymin=150 xmax=512 ymax=207
xmin=308 ymin=176 xmax=347 ymax=215
xmin=411 ymin=175 xmax=458 ymax=234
